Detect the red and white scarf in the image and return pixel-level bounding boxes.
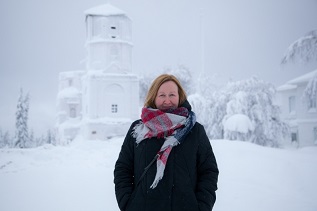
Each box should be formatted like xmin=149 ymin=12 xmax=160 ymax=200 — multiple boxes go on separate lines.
xmin=132 ymin=107 xmax=196 ymax=188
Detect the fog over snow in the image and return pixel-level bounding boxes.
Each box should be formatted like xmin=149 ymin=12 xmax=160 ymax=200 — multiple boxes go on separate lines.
xmin=1 ymin=0 xmax=317 ymax=135
xmin=0 ymin=137 xmax=316 ymax=211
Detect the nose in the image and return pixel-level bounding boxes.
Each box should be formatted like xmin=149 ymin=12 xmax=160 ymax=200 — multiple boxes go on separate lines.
xmin=164 ymin=97 xmax=171 ymax=104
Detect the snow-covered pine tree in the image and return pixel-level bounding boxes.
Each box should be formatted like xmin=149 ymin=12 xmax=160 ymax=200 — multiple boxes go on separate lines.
xmin=3 ymin=131 xmax=10 ymax=148
xmin=14 ymin=89 xmax=30 ymax=148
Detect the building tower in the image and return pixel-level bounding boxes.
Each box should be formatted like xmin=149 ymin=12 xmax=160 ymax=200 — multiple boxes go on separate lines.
xmin=56 ymin=4 xmax=139 ymax=142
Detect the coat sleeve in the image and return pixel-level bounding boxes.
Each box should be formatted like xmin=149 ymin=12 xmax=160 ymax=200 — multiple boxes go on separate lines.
xmin=114 ymin=122 xmax=136 ymax=211
xmin=195 ymin=125 xmax=219 ymax=211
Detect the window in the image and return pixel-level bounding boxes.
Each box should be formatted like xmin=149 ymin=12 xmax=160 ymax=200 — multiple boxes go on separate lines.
xmin=109 ymin=24 xmax=118 ymax=39
xmin=291 ymin=132 xmax=297 ymax=143
xmin=69 ymin=106 xmax=76 ymax=118
xmin=111 ymin=104 xmax=118 ymax=113
xmin=289 ymin=96 xmax=296 ymax=113
xmin=308 ymin=98 xmax=317 ymax=110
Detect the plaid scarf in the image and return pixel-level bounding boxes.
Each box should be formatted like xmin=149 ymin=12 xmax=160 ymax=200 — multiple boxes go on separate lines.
xmin=132 ymin=106 xmax=196 ymax=188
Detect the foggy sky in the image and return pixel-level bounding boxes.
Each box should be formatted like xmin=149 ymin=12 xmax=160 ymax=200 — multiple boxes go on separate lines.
xmin=0 ymin=0 xmax=317 ymax=136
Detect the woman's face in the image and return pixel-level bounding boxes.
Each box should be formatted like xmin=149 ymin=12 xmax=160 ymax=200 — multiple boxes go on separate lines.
xmin=155 ymin=81 xmax=179 ymax=110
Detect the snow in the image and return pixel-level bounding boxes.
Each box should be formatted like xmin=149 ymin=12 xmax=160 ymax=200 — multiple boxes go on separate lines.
xmin=84 ymin=4 xmax=126 ymax=17
xmin=287 ymin=69 xmax=317 ymax=84
xmin=276 ymin=83 xmax=297 ymax=91
xmin=1 ymin=137 xmax=317 ymax=211
xmin=57 ymin=87 xmax=80 ymax=99
xmin=223 ymin=114 xmax=254 ymax=133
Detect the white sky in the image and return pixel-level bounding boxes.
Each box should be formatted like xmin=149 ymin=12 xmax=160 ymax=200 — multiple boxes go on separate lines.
xmin=0 ymin=0 xmax=317 ymax=136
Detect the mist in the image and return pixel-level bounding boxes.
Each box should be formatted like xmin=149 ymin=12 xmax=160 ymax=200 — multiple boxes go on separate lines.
xmin=0 ymin=0 xmax=316 ymax=135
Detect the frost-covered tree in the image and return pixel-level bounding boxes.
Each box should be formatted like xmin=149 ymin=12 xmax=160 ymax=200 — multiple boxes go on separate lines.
xmin=281 ymin=29 xmax=317 ymax=64
xmin=207 ymin=77 xmax=289 ymax=147
xmin=195 ymin=72 xmax=219 ymax=99
xmin=282 ymin=29 xmax=317 ymax=104
xmin=303 ymin=74 xmax=317 ymax=107
xmin=139 ymin=74 xmax=154 ymax=104
xmin=188 ymin=93 xmax=209 ymax=125
xmin=46 ymin=129 xmax=56 ymax=145
xmin=36 ymin=135 xmax=46 ymax=147
xmin=14 ymin=89 xmax=30 ymax=148
xmin=0 ymin=129 xmax=11 ymax=148
xmin=168 ymin=65 xmax=194 ymax=95
xmin=0 ymin=129 xmax=3 ymax=148
xmin=206 ymin=87 xmax=231 ymax=139
xmin=28 ymin=129 xmax=35 ymax=148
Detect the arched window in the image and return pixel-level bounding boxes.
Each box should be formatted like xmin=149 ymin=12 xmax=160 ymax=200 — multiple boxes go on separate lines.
xmin=70 ymin=106 xmax=76 ymax=118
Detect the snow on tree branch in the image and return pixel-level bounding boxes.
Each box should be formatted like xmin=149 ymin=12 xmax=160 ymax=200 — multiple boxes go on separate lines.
xmin=281 ymin=29 xmax=317 ymax=64
xmin=303 ymin=74 xmax=317 ymax=104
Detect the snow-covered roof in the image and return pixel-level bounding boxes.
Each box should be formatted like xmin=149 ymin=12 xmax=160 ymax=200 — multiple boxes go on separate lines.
xmin=277 ymin=69 xmax=317 ymax=91
xmin=59 ymin=70 xmax=85 ymax=80
xmin=276 ymin=84 xmax=297 ymax=91
xmin=84 ymin=4 xmax=126 ymax=16
xmin=57 ymin=87 xmax=81 ymax=99
xmin=287 ymin=69 xmax=317 ymax=85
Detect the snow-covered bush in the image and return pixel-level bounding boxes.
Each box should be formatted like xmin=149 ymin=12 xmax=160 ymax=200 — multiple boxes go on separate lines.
xmin=206 ymin=77 xmax=289 ymax=147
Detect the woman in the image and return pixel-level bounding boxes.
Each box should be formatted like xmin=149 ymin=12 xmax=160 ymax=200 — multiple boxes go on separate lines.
xmin=114 ymin=74 xmax=219 ymax=211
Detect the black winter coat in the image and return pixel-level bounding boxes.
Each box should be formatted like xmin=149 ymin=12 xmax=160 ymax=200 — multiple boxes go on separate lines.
xmin=114 ymin=119 xmax=219 ymax=211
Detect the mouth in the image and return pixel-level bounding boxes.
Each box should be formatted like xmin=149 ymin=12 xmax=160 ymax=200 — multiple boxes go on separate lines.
xmin=161 ymin=105 xmax=176 ymax=110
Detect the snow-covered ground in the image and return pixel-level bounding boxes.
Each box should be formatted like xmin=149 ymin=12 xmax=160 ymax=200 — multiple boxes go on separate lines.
xmin=1 ymin=137 xmax=317 ymax=211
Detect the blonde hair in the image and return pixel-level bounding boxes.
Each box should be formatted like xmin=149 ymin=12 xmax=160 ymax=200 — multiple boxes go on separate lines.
xmin=144 ymin=74 xmax=187 ymax=108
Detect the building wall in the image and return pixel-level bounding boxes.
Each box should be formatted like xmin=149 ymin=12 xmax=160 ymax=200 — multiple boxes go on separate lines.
xmin=277 ymin=81 xmax=317 ymax=147
xmin=86 ymin=14 xmax=132 ymax=71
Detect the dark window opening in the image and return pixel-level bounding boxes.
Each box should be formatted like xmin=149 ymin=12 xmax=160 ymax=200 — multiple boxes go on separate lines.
xmin=112 ymin=104 xmax=118 ymax=113
xmin=291 ymin=132 xmax=297 ymax=142
xmin=70 ymin=107 xmax=76 ymax=118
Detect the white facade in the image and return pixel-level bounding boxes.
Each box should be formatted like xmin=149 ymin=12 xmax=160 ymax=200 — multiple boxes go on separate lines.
xmin=276 ymin=70 xmax=317 ymax=147
xmin=56 ymin=4 xmax=139 ymax=143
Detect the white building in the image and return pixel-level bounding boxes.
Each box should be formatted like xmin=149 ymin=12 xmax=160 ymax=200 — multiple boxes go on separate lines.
xmin=56 ymin=4 xmax=139 ymax=143
xmin=276 ymin=70 xmax=317 ymax=147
